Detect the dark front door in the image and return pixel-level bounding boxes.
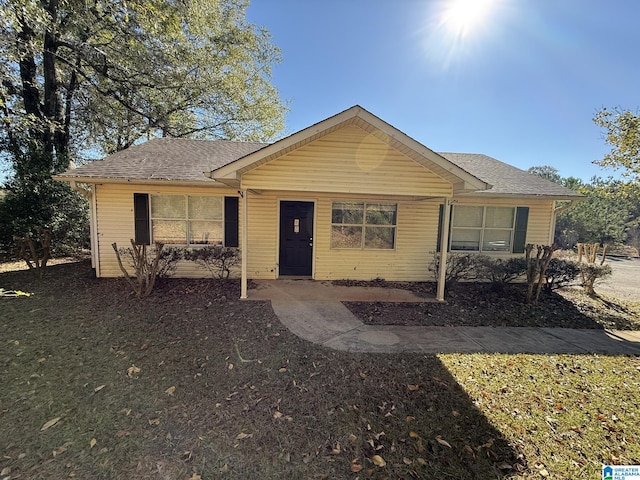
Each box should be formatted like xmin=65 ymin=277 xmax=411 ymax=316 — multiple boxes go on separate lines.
xmin=279 ymin=201 xmax=314 ymax=276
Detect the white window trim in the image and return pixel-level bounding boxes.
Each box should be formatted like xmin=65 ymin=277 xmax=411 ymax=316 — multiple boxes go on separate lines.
xmin=330 ymin=201 xmax=398 ymax=250
xmin=450 ymin=205 xmax=516 ymax=253
xmin=150 ymin=194 xmax=224 ymax=247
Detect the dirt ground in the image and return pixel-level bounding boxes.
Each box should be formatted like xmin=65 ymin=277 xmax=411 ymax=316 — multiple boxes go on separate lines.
xmin=343 ymin=257 xmax=640 ymax=331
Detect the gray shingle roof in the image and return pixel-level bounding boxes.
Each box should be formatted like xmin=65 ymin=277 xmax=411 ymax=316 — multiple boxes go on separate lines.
xmin=57 ymin=138 xmax=581 ymax=197
xmin=57 ymin=138 xmax=267 ymax=183
xmin=439 ymin=152 xmax=582 ymax=198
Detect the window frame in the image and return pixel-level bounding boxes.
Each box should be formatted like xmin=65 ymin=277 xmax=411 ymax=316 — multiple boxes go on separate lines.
xmin=149 ymin=194 xmax=224 ymax=247
xmin=330 ymin=201 xmax=398 ymax=250
xmin=450 ymin=205 xmax=516 ymax=253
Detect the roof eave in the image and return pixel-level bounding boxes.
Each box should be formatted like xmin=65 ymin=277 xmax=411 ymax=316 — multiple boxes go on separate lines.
xmin=53 ymin=175 xmax=227 ymax=188
xmin=457 ymin=191 xmax=586 ymax=201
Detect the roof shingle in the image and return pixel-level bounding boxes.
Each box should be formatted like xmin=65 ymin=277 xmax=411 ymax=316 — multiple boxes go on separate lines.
xmin=439 ymin=153 xmax=581 ymax=197
xmin=57 ymin=138 xmax=581 ymax=198
xmin=57 ymin=138 xmax=267 ymax=183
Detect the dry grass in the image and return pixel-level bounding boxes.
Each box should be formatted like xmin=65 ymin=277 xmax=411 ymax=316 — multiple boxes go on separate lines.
xmin=1 ymin=260 xmax=639 ymax=479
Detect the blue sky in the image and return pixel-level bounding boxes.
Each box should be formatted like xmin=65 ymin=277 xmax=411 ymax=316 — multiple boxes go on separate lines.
xmin=246 ymin=0 xmax=639 ymax=182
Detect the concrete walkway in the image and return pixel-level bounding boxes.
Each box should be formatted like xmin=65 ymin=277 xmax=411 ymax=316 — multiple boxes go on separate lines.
xmin=248 ymin=279 xmax=640 ymax=355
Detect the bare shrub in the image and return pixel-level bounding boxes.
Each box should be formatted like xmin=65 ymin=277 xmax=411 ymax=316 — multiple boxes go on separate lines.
xmin=576 ymin=243 xmax=612 ymax=296
xmin=14 ymin=229 xmax=52 ymax=278
xmin=112 ymin=241 xmax=164 ymax=298
xmin=475 ymin=256 xmax=527 ymax=286
xmin=525 ymin=244 xmax=557 ymax=304
xmin=157 ymin=247 xmax=185 ymax=278
xmin=185 ymin=246 xmax=240 ymax=280
xmin=430 ymin=252 xmax=480 ymax=288
xmin=580 ymin=263 xmax=613 ymax=296
xmin=543 ymin=258 xmax=581 ymax=293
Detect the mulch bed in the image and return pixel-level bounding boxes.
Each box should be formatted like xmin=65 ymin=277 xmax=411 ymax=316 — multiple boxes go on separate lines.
xmin=340 ymin=281 xmax=640 ymax=330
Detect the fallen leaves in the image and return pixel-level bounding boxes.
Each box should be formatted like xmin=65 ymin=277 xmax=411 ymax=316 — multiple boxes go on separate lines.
xmin=126 ymin=365 xmax=141 ymax=377
xmin=435 ymin=435 xmax=452 ymax=448
xmin=371 ymin=454 xmax=386 ymax=467
xmin=52 ymin=444 xmax=68 ymax=457
xmin=165 ymin=386 xmax=176 ymax=396
xmin=40 ymin=417 xmax=61 ymax=431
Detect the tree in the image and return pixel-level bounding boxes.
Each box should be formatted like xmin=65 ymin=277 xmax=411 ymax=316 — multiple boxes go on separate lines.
xmin=593 ymin=107 xmax=640 ymax=180
xmin=528 ymin=166 xmax=638 ymax=249
xmin=527 ymin=165 xmax=562 ymax=184
xmin=0 ymin=0 xmax=285 ymax=252
xmin=555 ymin=177 xmax=636 ymax=249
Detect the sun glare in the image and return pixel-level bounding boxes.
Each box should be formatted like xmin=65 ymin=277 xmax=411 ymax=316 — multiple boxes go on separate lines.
xmin=441 ymin=0 xmax=495 ymax=37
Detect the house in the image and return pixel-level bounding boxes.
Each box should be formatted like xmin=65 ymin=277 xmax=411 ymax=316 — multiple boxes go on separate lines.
xmin=55 ymin=105 xmax=581 ymax=300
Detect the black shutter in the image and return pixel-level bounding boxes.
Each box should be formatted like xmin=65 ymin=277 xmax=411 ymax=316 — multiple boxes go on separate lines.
xmin=436 ymin=204 xmax=444 ymax=252
xmin=224 ymin=196 xmax=239 ymax=247
xmin=513 ymin=206 xmax=529 ymax=253
xmin=133 ymin=193 xmax=150 ymax=245
xmin=436 ymin=204 xmax=453 ymax=252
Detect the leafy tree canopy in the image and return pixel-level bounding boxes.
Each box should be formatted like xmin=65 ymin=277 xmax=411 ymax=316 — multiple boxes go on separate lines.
xmin=0 ymin=0 xmax=286 ymax=254
xmin=528 ymin=166 xmax=639 ymax=250
xmin=1 ymin=0 xmax=287 ymax=172
xmin=593 ymin=107 xmax=640 ymax=180
xmin=527 ymin=165 xmax=562 ymax=184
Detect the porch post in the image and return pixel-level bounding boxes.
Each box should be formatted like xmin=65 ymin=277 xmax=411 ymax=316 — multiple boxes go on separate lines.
xmin=240 ymin=189 xmax=248 ymax=299
xmin=436 ymin=198 xmax=451 ymax=302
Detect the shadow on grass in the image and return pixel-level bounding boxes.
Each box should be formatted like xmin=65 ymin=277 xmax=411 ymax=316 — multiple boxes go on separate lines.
xmin=0 ymin=261 xmax=523 ymax=479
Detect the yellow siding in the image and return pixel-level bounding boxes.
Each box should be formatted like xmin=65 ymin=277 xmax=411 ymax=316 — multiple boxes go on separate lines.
xmin=246 ymin=193 xmax=557 ymax=282
xmin=241 ymin=125 xmax=452 ymax=197
xmin=94 ymin=183 xmax=239 ymax=277
xmin=93 ymin=187 xmax=556 ymax=282
xmin=246 ymin=191 xmax=442 ymax=282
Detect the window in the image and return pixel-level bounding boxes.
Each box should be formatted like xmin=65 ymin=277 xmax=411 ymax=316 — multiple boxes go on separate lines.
xmin=450 ymin=206 xmax=516 ymax=252
xmin=331 ymin=202 xmax=397 ymax=249
xmin=150 ymin=195 xmax=223 ymax=245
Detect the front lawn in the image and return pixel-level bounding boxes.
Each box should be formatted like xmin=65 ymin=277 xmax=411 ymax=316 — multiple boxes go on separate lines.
xmin=1 ymin=260 xmax=639 ymax=479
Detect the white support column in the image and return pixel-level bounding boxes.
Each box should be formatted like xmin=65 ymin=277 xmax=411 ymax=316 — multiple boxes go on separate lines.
xmin=436 ymin=198 xmax=451 ymax=302
xmin=90 ymin=185 xmax=99 ymax=274
xmin=240 ymin=189 xmax=249 ymax=299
